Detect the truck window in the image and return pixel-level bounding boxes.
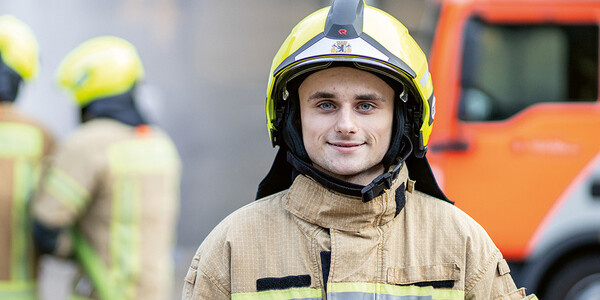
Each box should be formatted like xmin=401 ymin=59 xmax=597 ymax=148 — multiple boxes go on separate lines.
xmin=459 ymin=18 xmax=599 ymax=121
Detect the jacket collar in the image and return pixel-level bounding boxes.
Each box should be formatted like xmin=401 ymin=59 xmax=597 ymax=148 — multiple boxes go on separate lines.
xmin=284 ymin=163 xmax=410 ymax=232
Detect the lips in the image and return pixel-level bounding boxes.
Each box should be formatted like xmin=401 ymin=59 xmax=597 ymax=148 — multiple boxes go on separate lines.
xmin=328 ymin=141 xmax=364 ymax=147
xmin=327 ymin=141 xmax=365 ymax=153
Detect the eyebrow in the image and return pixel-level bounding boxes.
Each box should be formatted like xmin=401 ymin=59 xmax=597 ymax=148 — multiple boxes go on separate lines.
xmin=306 ymin=91 xmax=386 ymax=102
xmin=307 ymin=91 xmax=336 ymax=101
xmin=356 ymin=93 xmax=385 ymax=101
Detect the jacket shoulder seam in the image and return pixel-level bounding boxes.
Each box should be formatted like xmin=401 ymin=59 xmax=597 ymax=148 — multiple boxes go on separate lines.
xmin=198 ymin=263 xmax=231 ymax=297
xmin=464 ymin=249 xmax=501 ymax=295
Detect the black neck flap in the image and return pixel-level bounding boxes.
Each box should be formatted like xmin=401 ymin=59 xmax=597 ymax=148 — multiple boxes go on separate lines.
xmin=256 ymin=145 xmax=452 ymax=204
xmin=257 ymin=149 xmax=406 ymax=203
xmin=0 ymin=52 xmax=23 ymax=102
xmin=81 ymin=90 xmax=146 ymax=126
xmin=405 ymin=154 xmax=452 ymax=204
xmin=256 ymin=145 xmax=295 ymax=200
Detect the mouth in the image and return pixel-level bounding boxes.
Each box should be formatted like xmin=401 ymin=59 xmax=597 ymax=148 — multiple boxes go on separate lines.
xmin=327 ymin=141 xmax=366 ymax=152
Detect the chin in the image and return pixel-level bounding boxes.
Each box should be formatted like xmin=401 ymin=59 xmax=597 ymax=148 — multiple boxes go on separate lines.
xmin=328 ymin=166 xmax=366 ymax=178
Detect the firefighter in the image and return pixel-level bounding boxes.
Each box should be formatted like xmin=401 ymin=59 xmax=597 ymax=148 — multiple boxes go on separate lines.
xmin=0 ymin=15 xmax=54 ymax=300
xmin=183 ymin=1 xmax=538 ymax=299
xmin=32 ymin=36 xmax=181 ymax=300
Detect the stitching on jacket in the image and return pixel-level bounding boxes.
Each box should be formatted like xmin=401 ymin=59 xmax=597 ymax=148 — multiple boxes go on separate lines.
xmin=330 ymin=229 xmax=337 ymax=282
xmin=199 ymin=263 xmax=230 ymax=297
xmin=495 ymin=287 xmax=527 ymax=300
xmin=311 ymin=228 xmax=325 ymax=291
xmin=378 ymin=225 xmax=386 ymax=281
xmin=464 ymin=249 xmax=500 ymax=295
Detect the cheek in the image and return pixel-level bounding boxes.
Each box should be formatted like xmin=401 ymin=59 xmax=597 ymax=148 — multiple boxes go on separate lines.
xmin=300 ymin=112 xmax=320 ymax=148
xmin=370 ymin=113 xmax=394 ymax=142
xmin=301 ymin=110 xmax=330 ymax=136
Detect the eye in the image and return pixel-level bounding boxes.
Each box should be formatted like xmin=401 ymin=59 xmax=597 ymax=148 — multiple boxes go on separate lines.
xmin=318 ymin=102 xmax=335 ymax=111
xmin=357 ymin=103 xmax=374 ymax=112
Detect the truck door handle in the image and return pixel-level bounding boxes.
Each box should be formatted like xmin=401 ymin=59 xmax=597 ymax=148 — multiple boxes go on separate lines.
xmin=430 ymin=140 xmax=469 ymax=153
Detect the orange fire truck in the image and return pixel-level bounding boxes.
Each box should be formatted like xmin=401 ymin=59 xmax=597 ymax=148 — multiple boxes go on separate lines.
xmin=426 ymin=0 xmax=600 ymax=298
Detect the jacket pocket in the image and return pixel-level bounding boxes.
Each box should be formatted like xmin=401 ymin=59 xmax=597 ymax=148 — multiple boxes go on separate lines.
xmin=387 ymin=263 xmax=461 ymax=288
xmin=184 ymin=256 xmax=200 ymax=285
xmin=496 ymin=288 xmax=534 ymax=300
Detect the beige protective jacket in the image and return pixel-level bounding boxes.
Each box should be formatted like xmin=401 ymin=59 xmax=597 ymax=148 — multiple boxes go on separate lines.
xmin=0 ymin=103 xmax=54 ymax=299
xmin=183 ymin=164 xmax=536 ymax=299
xmin=33 ymin=118 xmax=181 ymax=300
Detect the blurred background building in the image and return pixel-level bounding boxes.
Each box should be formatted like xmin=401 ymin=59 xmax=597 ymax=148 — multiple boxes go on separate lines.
xmin=1 ymin=0 xmax=434 ymax=298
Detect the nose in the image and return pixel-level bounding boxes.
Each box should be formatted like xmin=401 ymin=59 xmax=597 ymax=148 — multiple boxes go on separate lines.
xmin=334 ymin=106 xmax=358 ymax=135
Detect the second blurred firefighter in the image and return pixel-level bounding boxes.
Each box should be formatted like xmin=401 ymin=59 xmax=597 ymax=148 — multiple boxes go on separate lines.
xmin=32 ymin=36 xmax=181 ymax=300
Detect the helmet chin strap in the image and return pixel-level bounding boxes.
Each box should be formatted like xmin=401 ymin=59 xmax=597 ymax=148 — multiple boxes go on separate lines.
xmin=284 ymin=134 xmax=413 ymax=203
xmin=361 ymin=134 xmax=412 ymax=202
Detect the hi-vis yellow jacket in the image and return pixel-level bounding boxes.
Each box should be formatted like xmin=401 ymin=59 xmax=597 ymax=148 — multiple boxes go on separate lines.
xmin=183 ymin=163 xmax=537 ymax=300
xmin=33 ymin=118 xmax=181 ymax=300
xmin=0 ymin=103 xmax=54 ymax=300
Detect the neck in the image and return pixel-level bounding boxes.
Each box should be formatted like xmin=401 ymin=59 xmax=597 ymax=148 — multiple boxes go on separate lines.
xmin=313 ymin=163 xmax=385 ymax=186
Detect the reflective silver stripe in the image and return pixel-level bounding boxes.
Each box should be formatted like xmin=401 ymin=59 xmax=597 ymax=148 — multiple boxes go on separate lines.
xmin=420 ymin=68 xmax=430 ymax=88
xmin=328 ymin=282 xmax=464 ymax=300
xmin=232 ymin=287 xmax=322 ymax=300
xmin=328 ymin=292 xmax=433 ymax=300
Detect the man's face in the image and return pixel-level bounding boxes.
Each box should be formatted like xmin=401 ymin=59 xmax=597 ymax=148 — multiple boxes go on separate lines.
xmin=298 ymin=67 xmax=394 ymax=185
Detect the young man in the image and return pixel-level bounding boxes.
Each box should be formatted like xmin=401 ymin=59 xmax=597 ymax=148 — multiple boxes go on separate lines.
xmin=183 ymin=1 xmax=537 ymax=299
xmin=32 ymin=36 xmax=181 ymax=300
xmin=0 ymin=15 xmax=54 ymax=299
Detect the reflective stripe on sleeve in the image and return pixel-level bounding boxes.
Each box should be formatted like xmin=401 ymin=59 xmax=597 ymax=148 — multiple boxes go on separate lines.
xmin=0 ymin=123 xmax=43 ymax=158
xmin=327 ymin=282 xmax=464 ymax=300
xmin=0 ymin=281 xmax=37 ymax=300
xmin=110 ymin=176 xmax=141 ymax=299
xmin=11 ymin=159 xmax=36 ymax=281
xmin=44 ymin=167 xmax=90 ymax=214
xmin=232 ymin=288 xmax=322 ymax=300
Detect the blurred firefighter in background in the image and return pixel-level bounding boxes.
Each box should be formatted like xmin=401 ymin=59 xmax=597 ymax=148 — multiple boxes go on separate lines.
xmin=32 ymin=36 xmax=181 ymax=300
xmin=0 ymin=15 xmax=55 ymax=300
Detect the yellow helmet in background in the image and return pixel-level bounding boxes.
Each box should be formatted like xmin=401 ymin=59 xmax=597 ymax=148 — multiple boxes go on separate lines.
xmin=0 ymin=15 xmax=40 ymax=81
xmin=56 ymin=36 xmax=145 ymax=107
xmin=266 ymin=0 xmax=435 ymax=158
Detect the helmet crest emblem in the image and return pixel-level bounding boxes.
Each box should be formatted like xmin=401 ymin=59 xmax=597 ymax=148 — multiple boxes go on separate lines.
xmin=331 ymin=40 xmax=352 ymax=54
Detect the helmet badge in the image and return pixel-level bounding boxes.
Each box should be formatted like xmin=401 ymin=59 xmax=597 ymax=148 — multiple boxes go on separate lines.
xmin=331 ymin=40 xmax=352 ymax=54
